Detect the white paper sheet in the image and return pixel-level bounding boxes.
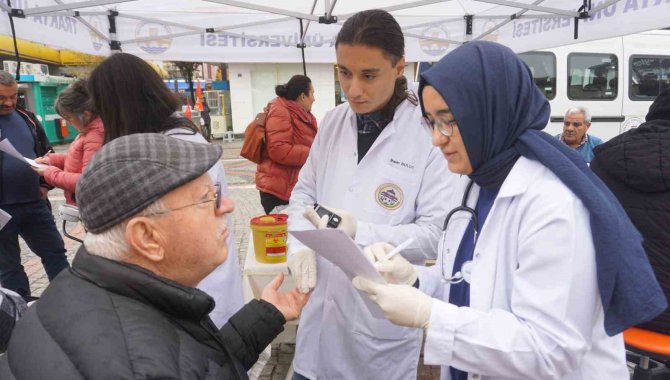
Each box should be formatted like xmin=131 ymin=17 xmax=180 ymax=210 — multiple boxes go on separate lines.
xmin=24 ymin=157 xmax=48 ymax=169
xmin=0 ymin=209 xmax=11 ymax=231
xmin=0 ymin=139 xmax=48 ymax=168
xmin=289 ymin=228 xmax=386 ymax=318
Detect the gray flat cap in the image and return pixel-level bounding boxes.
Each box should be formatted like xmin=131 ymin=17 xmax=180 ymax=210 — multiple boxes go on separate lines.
xmin=76 ymin=133 xmax=222 ymax=233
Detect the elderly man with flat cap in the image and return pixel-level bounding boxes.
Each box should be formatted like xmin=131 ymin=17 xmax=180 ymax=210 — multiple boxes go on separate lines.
xmin=0 ymin=133 xmax=309 ymax=380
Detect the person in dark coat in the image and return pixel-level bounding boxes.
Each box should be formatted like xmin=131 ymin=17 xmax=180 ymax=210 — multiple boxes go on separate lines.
xmin=0 ymin=70 xmax=68 ymax=300
xmin=591 ymin=88 xmax=670 ymax=334
xmin=201 ymin=97 xmax=212 ymax=141
xmin=0 ymin=287 xmax=26 ymax=353
xmin=0 ymin=133 xmax=310 ymax=379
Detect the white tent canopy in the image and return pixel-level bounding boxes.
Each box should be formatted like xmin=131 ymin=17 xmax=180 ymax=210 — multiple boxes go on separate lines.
xmin=2 ymin=0 xmax=670 ymax=63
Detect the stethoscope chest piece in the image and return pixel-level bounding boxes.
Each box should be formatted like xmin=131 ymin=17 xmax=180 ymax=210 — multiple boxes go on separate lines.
xmin=461 ymin=261 xmax=473 ymax=283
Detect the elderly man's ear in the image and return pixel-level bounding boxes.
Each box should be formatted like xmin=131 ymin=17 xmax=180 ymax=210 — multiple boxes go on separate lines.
xmin=125 ymin=217 xmax=167 ymax=263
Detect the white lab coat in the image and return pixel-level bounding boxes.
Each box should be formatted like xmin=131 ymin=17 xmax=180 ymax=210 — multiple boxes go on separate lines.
xmin=164 ymin=128 xmax=244 ymax=328
xmin=287 ymin=98 xmax=456 ymax=380
xmin=417 ymin=157 xmax=628 ymax=380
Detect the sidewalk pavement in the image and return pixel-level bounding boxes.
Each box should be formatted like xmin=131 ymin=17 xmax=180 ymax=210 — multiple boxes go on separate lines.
xmin=19 ymin=138 xmax=440 ymax=380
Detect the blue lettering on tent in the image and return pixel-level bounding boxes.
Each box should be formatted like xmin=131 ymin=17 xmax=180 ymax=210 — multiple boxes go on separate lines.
xmin=31 ymin=14 xmax=78 ymax=34
xmin=512 ymin=17 xmax=572 ymax=38
xmin=200 ymin=32 xmax=312 ymax=48
xmin=585 ymin=1 xmax=617 ymax=21
xmin=624 ymin=0 xmax=670 ymax=12
xmin=513 ymin=0 xmax=669 ymax=38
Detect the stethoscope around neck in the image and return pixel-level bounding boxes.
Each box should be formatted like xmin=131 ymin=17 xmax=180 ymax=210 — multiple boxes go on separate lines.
xmin=440 ymin=180 xmax=478 ymax=284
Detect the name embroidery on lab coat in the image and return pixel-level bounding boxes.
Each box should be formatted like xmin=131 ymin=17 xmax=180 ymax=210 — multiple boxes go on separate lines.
xmin=375 ymin=183 xmax=403 ymax=210
xmin=389 ymin=158 xmax=415 ymax=170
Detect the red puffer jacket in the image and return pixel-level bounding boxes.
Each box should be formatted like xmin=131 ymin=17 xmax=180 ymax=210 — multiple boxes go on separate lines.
xmin=255 ymin=97 xmax=318 ymax=201
xmin=43 ymin=117 xmax=105 ymax=205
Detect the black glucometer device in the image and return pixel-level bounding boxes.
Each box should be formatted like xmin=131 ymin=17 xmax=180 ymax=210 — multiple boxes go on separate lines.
xmin=312 ymin=203 xmax=342 ymax=228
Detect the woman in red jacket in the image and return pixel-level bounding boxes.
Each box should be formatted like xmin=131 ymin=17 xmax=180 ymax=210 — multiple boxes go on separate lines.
xmin=256 ymin=75 xmax=317 ymax=214
xmin=33 ymin=79 xmax=104 ymax=206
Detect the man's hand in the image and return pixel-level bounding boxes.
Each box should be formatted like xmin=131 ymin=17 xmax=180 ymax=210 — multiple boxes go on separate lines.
xmin=352 ymin=277 xmax=432 ymax=329
xmin=38 ymin=186 xmax=49 ymax=200
xmin=261 ymin=273 xmax=311 ymax=321
xmin=303 ymin=205 xmax=357 ymax=239
xmin=363 ymin=242 xmax=417 ymax=285
xmin=288 ymin=248 xmax=316 ymax=294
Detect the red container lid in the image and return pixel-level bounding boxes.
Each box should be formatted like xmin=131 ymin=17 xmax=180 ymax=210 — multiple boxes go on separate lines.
xmin=250 ymin=213 xmax=288 ymax=226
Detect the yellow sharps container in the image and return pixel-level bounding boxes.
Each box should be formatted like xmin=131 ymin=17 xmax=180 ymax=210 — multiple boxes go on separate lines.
xmin=250 ymin=214 xmax=288 ymax=263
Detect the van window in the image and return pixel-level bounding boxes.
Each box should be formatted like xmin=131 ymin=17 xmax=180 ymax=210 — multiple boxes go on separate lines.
xmin=568 ymin=53 xmax=618 ymax=101
xmin=629 ymin=55 xmax=670 ymax=100
xmin=518 ymin=52 xmax=556 ymax=100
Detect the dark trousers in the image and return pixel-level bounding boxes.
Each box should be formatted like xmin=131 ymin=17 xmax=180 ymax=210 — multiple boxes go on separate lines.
xmin=259 ymin=191 xmax=288 ymax=215
xmin=0 ymin=201 xmax=69 ymax=297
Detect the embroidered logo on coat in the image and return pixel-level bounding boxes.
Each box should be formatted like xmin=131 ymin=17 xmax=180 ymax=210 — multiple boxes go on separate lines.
xmin=375 ymin=183 xmax=404 ymax=210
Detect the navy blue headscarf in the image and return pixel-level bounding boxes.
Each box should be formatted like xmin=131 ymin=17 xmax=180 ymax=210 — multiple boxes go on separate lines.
xmin=419 ymin=41 xmax=666 ymax=336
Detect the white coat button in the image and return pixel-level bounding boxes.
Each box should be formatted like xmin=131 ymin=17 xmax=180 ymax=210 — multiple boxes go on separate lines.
xmin=349 ymin=187 xmax=354 ymax=192
xmin=475 ymin=252 xmax=481 ymax=259
xmin=472 ymin=375 xmax=480 ymax=379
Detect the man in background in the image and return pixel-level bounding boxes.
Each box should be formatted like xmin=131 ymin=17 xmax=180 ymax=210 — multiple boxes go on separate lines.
xmin=556 ymin=106 xmax=603 ymax=163
xmin=0 ymin=70 xmax=68 ymax=300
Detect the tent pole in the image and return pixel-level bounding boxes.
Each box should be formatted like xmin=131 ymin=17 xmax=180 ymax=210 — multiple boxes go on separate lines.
xmin=300 ymin=0 xmax=318 ymax=46
xmin=404 ymin=32 xmax=462 ymax=45
xmin=326 ymin=0 xmax=337 ymax=19
xmin=337 ymin=0 xmax=442 ymax=21
xmin=32 ymin=0 xmax=110 ymax=43
xmin=108 ymin=10 xmax=121 ymax=53
xmin=21 ymin=0 xmax=136 ymax=16
xmin=464 ymin=14 xmax=473 ymax=41
xmin=402 ymin=17 xmax=466 ymax=32
xmin=473 ymin=0 xmax=579 ymax=17
xmin=5 ymin=0 xmax=21 ymax=81
xmin=119 ymin=15 xmax=296 ymax=46
xmin=574 ymin=0 xmax=592 ymax=39
xmin=473 ymin=0 xmax=546 ymax=41
xmin=299 ymin=18 xmax=307 ymax=76
xmin=204 ymin=0 xmax=319 ymax=22
xmin=75 ymin=11 xmax=112 ymax=42
xmin=122 ymin=29 xmax=294 ymax=48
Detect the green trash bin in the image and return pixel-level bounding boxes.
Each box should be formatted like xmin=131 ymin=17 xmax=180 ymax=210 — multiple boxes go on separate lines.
xmin=19 ymin=76 xmax=78 ymax=145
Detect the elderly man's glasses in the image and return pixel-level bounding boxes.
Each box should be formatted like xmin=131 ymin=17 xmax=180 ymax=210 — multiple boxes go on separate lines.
xmin=422 ymin=115 xmax=456 ymax=137
xmin=146 ymin=183 xmax=221 ymax=217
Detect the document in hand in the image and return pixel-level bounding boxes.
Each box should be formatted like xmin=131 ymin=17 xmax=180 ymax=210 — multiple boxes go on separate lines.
xmin=0 ymin=139 xmax=48 ymax=169
xmin=0 ymin=209 xmax=10 ymax=231
xmin=289 ymin=228 xmax=386 ymax=318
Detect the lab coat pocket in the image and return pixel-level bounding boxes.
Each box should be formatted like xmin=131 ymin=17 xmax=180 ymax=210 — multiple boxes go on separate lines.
xmin=352 ymin=301 xmax=414 ymax=340
xmin=351 ymin=305 xmax=421 ymax=380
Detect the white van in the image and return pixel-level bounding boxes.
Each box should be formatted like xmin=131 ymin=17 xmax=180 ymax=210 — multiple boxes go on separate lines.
xmin=518 ymin=29 xmax=670 ymax=141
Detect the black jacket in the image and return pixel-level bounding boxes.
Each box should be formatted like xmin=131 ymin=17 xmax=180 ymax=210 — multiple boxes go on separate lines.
xmin=0 ymin=246 xmax=285 ymax=379
xmin=14 ymin=105 xmax=53 ymax=159
xmin=591 ymin=89 xmax=670 ymax=334
xmin=0 ymin=105 xmax=54 ymax=202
